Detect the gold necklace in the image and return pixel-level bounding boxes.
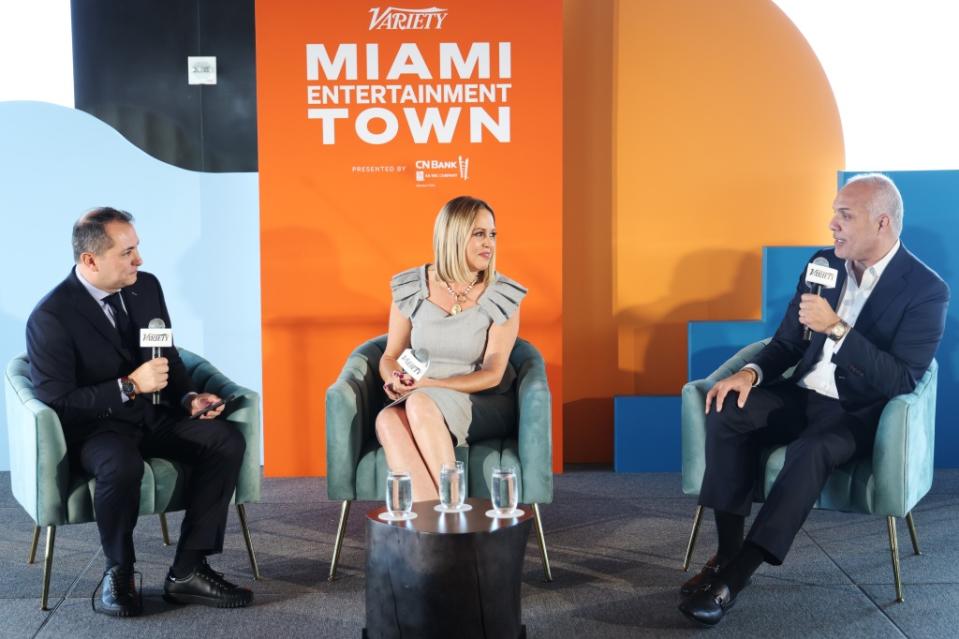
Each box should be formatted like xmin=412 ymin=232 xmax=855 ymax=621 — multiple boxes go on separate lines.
xmin=443 ymin=277 xmax=478 ymax=314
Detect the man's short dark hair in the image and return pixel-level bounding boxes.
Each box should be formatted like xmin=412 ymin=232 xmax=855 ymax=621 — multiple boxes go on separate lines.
xmin=72 ymin=207 xmax=135 ymax=262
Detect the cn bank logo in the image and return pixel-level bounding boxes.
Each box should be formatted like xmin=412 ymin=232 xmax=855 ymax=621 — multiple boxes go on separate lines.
xmin=368 ymin=6 xmax=448 ymax=30
xmin=414 ymin=156 xmax=470 ymax=182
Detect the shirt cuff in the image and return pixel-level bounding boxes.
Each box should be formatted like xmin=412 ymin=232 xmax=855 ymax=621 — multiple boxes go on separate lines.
xmin=742 ymin=364 xmax=763 ymax=386
xmin=118 ymin=379 xmax=130 ymax=403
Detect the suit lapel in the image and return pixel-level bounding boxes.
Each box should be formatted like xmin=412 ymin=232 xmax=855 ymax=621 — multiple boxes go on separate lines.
xmin=122 ymin=285 xmax=149 ymax=362
xmin=67 ymin=270 xmax=133 ymax=363
xmin=852 ymin=245 xmax=911 ymax=336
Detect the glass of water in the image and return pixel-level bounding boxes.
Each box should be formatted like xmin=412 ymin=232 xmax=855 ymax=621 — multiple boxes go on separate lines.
xmin=437 ymin=461 xmax=470 ymax=512
xmin=383 ymin=470 xmax=414 ymax=521
xmin=490 ymin=466 xmax=519 ymax=516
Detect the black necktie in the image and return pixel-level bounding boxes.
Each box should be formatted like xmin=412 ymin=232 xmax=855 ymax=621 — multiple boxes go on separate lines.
xmin=103 ymin=292 xmax=138 ymax=354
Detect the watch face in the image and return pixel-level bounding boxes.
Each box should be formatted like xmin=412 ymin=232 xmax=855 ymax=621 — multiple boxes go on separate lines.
xmin=122 ymin=380 xmax=135 ymax=395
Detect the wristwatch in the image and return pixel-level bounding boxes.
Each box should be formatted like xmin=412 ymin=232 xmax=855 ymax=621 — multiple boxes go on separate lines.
xmin=120 ymin=376 xmax=138 ymax=399
xmin=827 ymin=320 xmax=850 ymax=342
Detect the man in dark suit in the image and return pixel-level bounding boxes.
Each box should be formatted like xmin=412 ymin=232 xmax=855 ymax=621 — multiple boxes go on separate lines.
xmin=679 ymin=174 xmax=949 ymax=625
xmin=26 ymin=207 xmax=253 ymax=616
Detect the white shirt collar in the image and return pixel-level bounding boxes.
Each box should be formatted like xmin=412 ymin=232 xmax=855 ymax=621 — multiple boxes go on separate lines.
xmin=74 ymin=264 xmax=116 ymax=303
xmin=845 ymin=239 xmax=900 ymax=288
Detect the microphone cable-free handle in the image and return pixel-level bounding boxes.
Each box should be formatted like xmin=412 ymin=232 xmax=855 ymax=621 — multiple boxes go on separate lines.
xmin=802 ymin=284 xmax=824 ymax=341
xmin=147 ymin=318 xmax=166 ymax=405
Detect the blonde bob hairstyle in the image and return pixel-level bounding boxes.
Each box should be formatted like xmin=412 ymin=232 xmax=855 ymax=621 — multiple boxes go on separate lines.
xmin=432 ymin=195 xmax=496 ymax=286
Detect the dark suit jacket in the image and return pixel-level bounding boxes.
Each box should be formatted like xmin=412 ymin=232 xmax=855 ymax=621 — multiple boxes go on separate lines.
xmin=751 ymin=244 xmax=949 ymax=425
xmin=26 ymin=269 xmax=195 ymax=443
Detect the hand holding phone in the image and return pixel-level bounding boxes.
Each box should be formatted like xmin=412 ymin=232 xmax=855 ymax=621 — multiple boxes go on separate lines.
xmin=189 ymin=394 xmax=239 ymax=420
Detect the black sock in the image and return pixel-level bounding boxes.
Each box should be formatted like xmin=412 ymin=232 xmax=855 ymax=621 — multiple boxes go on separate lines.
xmin=719 ymin=542 xmax=765 ymax=594
xmin=714 ymin=510 xmax=744 ymax=561
xmin=172 ymin=550 xmax=205 ymax=579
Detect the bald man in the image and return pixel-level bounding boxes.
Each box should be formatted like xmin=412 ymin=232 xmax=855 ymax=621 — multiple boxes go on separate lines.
xmin=680 ymin=174 xmax=949 ymax=625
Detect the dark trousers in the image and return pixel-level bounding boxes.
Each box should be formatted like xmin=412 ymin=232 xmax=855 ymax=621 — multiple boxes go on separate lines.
xmin=698 ymin=383 xmax=874 ymax=564
xmin=72 ymin=412 xmax=246 ymax=568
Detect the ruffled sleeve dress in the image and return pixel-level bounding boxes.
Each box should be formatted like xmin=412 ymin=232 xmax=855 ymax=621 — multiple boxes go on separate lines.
xmin=388 ymin=264 xmax=527 ymax=446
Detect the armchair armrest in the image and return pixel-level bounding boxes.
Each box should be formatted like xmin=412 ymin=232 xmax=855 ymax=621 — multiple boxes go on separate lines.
xmin=179 ymin=349 xmax=261 ymax=504
xmin=5 ymin=354 xmax=70 ymax=526
xmin=326 ymin=337 xmax=387 ymax=500
xmin=872 ymin=359 xmax=938 ymax=517
xmin=510 ymin=339 xmax=553 ymax=505
xmin=680 ymin=339 xmax=770 ymax=496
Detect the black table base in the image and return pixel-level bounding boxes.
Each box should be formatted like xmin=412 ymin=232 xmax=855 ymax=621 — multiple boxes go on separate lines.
xmin=364 ymin=499 xmax=533 ymax=639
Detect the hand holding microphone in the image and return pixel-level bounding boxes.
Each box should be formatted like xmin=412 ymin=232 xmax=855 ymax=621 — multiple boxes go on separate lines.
xmin=800 ymin=257 xmax=839 ymax=340
xmin=138 ymin=318 xmax=173 ymax=404
xmin=385 ymin=348 xmax=431 ymax=400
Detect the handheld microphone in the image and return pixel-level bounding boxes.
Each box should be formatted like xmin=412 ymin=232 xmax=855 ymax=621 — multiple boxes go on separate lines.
xmin=140 ymin=318 xmax=173 ymax=405
xmin=397 ymin=348 xmax=431 ymax=381
xmin=803 ymin=257 xmax=839 ymax=341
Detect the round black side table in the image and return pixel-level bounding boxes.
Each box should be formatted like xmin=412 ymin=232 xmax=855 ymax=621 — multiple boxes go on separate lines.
xmin=364 ymin=498 xmax=532 ymax=639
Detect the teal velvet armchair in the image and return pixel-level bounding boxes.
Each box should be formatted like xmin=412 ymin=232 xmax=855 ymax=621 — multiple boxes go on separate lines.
xmin=325 ymin=335 xmax=554 ymax=581
xmin=4 ymin=349 xmax=262 ymax=610
xmin=681 ymin=339 xmax=937 ymax=602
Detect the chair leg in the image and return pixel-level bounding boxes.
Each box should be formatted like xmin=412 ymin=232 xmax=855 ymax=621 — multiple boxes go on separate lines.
xmin=328 ymin=500 xmax=351 ymax=582
xmin=40 ymin=526 xmax=56 ymax=611
xmin=683 ymin=505 xmax=704 ymax=571
xmin=28 ymin=526 xmax=40 ymax=564
xmin=887 ymin=516 xmax=904 ymax=603
xmin=236 ymin=503 xmax=261 ymax=580
xmin=905 ymin=511 xmax=921 ymax=555
xmin=532 ymin=503 xmax=553 ymax=583
xmin=159 ymin=513 xmax=171 ymax=546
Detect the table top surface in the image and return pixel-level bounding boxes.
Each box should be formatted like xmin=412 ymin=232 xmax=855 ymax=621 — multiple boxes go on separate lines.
xmin=367 ymin=498 xmax=533 ymax=535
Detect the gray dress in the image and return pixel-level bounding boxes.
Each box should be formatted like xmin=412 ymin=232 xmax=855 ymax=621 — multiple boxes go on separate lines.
xmin=389 ymin=265 xmax=527 ymax=446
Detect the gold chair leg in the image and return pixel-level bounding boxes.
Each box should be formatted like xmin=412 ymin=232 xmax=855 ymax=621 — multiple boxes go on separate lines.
xmin=683 ymin=505 xmax=704 ymax=571
xmin=532 ymin=503 xmax=553 ymax=583
xmin=905 ymin=511 xmax=921 ymax=555
xmin=28 ymin=526 xmax=40 ymax=564
xmin=159 ymin=513 xmax=171 ymax=546
xmin=40 ymin=526 xmax=56 ymax=611
xmin=236 ymin=503 xmax=261 ymax=580
xmin=328 ymin=500 xmax=351 ymax=582
xmin=887 ymin=516 xmax=904 ymax=603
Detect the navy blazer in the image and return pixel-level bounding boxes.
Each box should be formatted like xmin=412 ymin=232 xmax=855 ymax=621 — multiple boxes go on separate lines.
xmin=750 ymin=244 xmax=949 ymax=422
xmin=26 ymin=269 xmax=195 ymax=443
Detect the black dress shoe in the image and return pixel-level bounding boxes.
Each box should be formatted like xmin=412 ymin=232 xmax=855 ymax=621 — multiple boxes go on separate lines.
xmin=678 ymin=579 xmax=737 ymax=626
xmin=92 ymin=565 xmax=142 ymax=617
xmin=680 ymin=555 xmax=724 ymax=596
xmin=163 ymin=560 xmax=253 ymax=608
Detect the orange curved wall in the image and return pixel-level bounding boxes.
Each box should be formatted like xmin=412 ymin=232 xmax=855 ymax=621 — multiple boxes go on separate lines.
xmin=562 ymin=0 xmax=844 ymax=462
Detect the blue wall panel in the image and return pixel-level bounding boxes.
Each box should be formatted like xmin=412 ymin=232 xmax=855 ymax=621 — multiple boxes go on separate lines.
xmin=0 ymin=101 xmax=261 ymax=471
xmin=614 ymin=396 xmax=682 ymax=472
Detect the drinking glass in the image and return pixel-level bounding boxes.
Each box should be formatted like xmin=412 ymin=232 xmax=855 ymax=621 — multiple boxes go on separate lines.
xmin=437 ymin=461 xmax=470 ymax=512
xmin=382 ymin=470 xmax=414 ymax=521
xmin=490 ymin=466 xmax=519 ymax=517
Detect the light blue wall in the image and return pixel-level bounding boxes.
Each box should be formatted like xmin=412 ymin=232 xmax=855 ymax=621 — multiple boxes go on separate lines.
xmin=0 ymin=101 xmax=261 ymax=471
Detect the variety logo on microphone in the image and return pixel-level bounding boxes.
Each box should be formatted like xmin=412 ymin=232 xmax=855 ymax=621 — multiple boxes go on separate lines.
xmin=398 ymin=348 xmax=430 ymax=380
xmin=805 ymin=260 xmax=839 ymax=289
xmin=139 ymin=328 xmax=173 ymax=347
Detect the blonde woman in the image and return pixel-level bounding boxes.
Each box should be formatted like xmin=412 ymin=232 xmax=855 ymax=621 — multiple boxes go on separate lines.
xmin=375 ymin=196 xmax=527 ymax=500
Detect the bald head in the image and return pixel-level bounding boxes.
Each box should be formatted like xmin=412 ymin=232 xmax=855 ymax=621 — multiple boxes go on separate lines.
xmin=843 ymin=173 xmax=904 ymax=236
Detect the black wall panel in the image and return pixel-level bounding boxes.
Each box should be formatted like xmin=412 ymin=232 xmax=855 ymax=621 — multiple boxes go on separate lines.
xmin=72 ymin=0 xmax=257 ymax=172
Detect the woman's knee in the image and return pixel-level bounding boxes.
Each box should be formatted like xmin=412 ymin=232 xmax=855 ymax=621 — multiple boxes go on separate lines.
xmin=375 ymin=409 xmax=407 ymax=445
xmin=405 ymin=393 xmax=440 ymax=427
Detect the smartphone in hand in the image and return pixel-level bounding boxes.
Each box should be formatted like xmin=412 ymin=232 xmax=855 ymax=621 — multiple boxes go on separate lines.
xmin=189 ymin=394 xmax=239 ymax=420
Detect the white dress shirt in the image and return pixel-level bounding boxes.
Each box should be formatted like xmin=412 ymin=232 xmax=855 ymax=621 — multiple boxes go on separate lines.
xmin=747 ymin=240 xmax=901 ymax=399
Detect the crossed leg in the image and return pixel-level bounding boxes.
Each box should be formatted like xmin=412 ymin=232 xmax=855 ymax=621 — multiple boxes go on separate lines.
xmin=375 ymin=393 xmax=456 ymax=501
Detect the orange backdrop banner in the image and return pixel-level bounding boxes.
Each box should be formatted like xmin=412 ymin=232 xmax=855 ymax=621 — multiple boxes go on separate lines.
xmin=256 ymin=0 xmax=563 ymax=476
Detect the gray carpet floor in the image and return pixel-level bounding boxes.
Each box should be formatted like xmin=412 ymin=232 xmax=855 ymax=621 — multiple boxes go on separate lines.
xmin=3 ymin=468 xmax=959 ymax=638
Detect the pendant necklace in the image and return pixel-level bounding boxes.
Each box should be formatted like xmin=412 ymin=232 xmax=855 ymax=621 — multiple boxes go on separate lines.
xmin=444 ymin=277 xmax=478 ymax=315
